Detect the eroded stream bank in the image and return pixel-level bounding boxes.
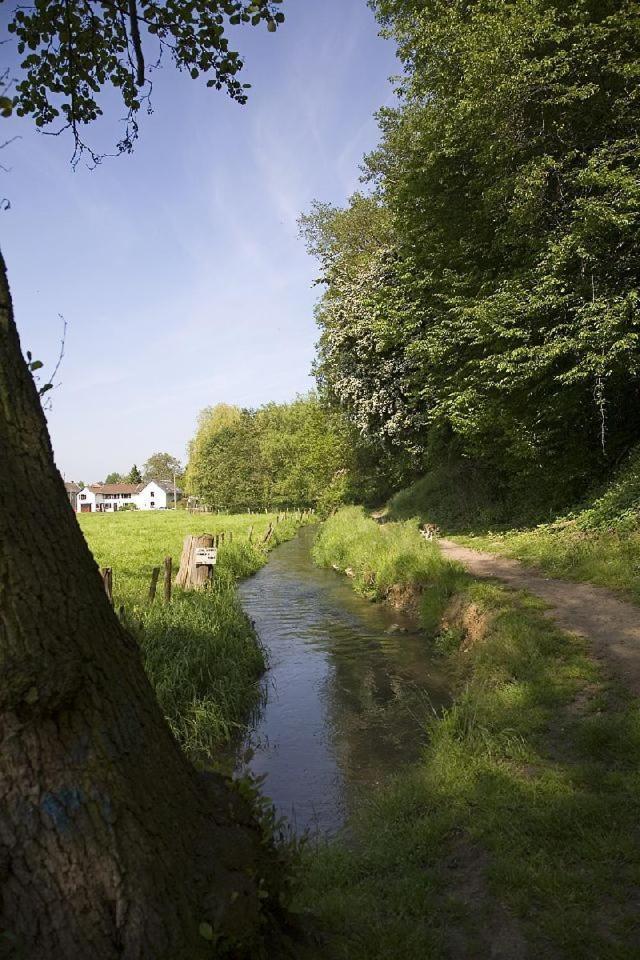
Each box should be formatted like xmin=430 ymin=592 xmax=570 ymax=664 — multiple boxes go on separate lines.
xmin=236 ymin=525 xmax=449 ymax=835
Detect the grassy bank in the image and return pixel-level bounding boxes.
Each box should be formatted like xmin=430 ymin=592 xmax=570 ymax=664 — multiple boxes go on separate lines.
xmin=313 ymin=506 xmax=466 ymax=633
xmin=79 ymin=510 xmax=305 ymax=759
xmin=301 ymin=509 xmax=640 ymax=958
xmin=389 ymin=448 xmax=640 ymax=602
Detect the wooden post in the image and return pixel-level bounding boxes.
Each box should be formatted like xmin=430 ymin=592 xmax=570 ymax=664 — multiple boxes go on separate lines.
xmin=175 ymin=534 xmax=216 ymax=590
xmin=163 ymin=556 xmax=172 ymax=603
xmin=248 ymin=524 xmax=253 ymax=543
xmin=229 ymin=531 xmax=233 ymax=543
xmin=101 ymin=567 xmax=113 ymax=605
xmin=148 ymin=566 xmax=160 ymax=602
xmin=262 ymin=523 xmax=273 ymax=545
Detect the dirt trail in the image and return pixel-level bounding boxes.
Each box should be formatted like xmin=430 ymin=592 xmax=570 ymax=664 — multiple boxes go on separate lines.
xmin=439 ymin=538 xmax=640 ymax=695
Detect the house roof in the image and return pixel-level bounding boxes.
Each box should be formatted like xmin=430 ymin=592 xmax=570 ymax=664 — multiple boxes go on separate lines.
xmin=152 ymin=479 xmax=181 ymax=494
xmin=89 ymin=483 xmax=142 ymax=495
xmin=64 ymin=481 xmax=81 ymax=492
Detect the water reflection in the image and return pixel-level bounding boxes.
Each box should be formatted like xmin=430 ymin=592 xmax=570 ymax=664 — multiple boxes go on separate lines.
xmin=237 ymin=526 xmax=450 ymax=835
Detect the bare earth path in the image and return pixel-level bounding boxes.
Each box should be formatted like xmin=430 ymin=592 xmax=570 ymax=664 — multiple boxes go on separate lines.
xmin=439 ymin=539 xmax=640 ymax=695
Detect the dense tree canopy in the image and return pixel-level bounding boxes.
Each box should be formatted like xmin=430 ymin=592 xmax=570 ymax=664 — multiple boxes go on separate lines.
xmin=185 ymin=395 xmax=353 ymax=512
xmin=142 ymin=451 xmax=183 ymax=484
xmin=304 ymin=0 xmax=640 ymax=518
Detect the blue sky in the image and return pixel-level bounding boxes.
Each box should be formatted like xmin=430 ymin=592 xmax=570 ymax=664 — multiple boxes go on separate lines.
xmin=1 ymin=0 xmax=396 ymax=482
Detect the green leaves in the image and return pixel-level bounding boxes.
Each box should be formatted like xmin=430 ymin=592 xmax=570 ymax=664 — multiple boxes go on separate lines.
xmin=306 ymin=0 xmax=640 ymax=508
xmin=5 ymin=0 xmax=285 ymax=158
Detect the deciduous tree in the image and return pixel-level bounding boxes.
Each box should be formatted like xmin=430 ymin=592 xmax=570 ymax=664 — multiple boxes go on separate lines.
xmin=0 ymin=3 xmax=294 ymax=957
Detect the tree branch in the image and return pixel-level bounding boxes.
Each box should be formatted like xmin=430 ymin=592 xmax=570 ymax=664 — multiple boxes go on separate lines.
xmin=127 ymin=0 xmax=145 ymax=86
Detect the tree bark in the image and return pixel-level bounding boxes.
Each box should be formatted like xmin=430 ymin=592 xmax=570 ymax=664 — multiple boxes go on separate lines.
xmin=0 ymin=250 xmax=290 ymax=959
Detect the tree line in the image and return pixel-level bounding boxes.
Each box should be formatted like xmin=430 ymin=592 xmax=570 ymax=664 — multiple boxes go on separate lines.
xmin=302 ymin=0 xmax=640 ymax=523
xmin=103 ymin=453 xmax=183 ymax=487
xmin=184 ymin=394 xmax=405 ymax=512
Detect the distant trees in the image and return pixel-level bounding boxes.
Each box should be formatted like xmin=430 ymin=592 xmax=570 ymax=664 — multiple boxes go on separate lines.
xmin=126 ymin=464 xmax=142 ymax=484
xmin=185 ymin=394 xmax=374 ymax=512
xmin=142 ymin=452 xmax=183 ymax=485
xmin=104 ymin=471 xmax=124 ymax=484
xmin=304 ymin=0 xmax=640 ymax=519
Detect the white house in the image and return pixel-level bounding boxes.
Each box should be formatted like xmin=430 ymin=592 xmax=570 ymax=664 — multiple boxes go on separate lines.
xmin=76 ymin=480 xmax=172 ymax=513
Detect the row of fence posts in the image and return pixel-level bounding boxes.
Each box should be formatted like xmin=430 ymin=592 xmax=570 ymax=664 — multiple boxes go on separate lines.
xmin=99 ymin=509 xmax=315 ymax=606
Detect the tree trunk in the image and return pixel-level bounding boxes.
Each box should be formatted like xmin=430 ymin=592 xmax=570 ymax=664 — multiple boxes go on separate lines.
xmin=0 ymin=251 xmax=290 ymax=959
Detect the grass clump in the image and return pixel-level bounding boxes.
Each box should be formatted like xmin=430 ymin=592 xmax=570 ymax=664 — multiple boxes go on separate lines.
xmin=299 ymin=579 xmax=640 ymax=958
xmin=313 ymin=506 xmax=466 ymax=633
xmin=79 ymin=510 xmax=305 ymax=759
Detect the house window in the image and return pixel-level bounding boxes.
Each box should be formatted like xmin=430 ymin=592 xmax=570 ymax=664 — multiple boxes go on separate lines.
xmin=80 ymin=494 xmax=86 ymax=500
xmin=150 ymin=491 xmax=154 ymax=498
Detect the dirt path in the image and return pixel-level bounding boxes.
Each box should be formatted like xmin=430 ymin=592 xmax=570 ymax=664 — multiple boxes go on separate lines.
xmin=439 ymin=538 xmax=640 ymax=695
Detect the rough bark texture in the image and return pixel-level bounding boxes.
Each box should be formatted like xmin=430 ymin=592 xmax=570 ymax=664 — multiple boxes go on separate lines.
xmin=0 ymin=251 xmax=291 ymax=959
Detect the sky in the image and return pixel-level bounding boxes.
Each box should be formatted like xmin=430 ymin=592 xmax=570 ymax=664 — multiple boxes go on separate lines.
xmin=0 ymin=0 xmax=397 ymax=482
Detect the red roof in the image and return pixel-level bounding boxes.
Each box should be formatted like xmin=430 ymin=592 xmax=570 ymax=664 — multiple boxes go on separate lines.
xmin=89 ymin=483 xmax=142 ymax=495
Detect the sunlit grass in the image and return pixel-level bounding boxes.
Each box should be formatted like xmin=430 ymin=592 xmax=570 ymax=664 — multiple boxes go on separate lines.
xmin=312 ymin=506 xmax=466 ymax=632
xmin=301 ymin=514 xmax=640 ymax=957
xmin=79 ymin=510 xmax=305 ymax=760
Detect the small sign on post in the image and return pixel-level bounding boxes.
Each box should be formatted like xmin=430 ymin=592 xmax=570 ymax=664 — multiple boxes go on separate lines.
xmin=195 ymin=547 xmax=218 ymax=567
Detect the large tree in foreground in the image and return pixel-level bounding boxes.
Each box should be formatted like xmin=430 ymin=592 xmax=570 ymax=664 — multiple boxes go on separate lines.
xmin=0 ymin=3 xmax=294 ymax=958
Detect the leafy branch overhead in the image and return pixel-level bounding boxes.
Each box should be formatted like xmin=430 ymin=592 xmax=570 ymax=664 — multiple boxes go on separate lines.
xmin=1 ymin=0 xmax=284 ymax=161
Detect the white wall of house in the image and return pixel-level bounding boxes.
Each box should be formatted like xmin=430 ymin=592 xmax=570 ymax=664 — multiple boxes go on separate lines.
xmin=76 ymin=488 xmax=97 ymax=512
xmin=99 ymin=492 xmax=136 ymax=511
xmin=75 ymin=482 xmax=169 ymax=512
xmin=135 ymin=481 xmax=168 ymax=510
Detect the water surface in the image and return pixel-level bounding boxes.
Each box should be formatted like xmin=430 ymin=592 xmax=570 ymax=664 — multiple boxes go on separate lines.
xmin=237 ymin=526 xmax=449 ymax=835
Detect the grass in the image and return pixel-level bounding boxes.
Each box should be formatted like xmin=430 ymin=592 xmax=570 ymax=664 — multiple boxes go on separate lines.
xmin=456 ymin=525 xmax=640 ymax=602
xmin=388 ymin=447 xmax=640 ymax=602
xmin=299 ymin=508 xmax=640 ymax=958
xmin=79 ymin=510 xmax=306 ymax=760
xmin=313 ymin=506 xmax=466 ymax=632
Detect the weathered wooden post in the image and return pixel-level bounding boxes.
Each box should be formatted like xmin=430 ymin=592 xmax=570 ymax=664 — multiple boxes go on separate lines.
xmin=262 ymin=523 xmax=273 ymax=545
xmin=148 ymin=566 xmax=160 ymax=602
xmin=163 ymin=556 xmax=172 ymax=603
xmin=175 ymin=534 xmax=217 ymax=589
xmin=248 ymin=524 xmax=254 ymax=543
xmin=101 ymin=567 xmax=113 ymax=605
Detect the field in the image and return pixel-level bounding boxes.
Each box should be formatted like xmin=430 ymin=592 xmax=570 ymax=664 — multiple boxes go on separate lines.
xmin=78 ymin=509 xmax=306 ymax=760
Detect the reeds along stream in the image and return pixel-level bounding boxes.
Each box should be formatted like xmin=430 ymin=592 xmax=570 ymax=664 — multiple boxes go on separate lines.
xmin=236 ymin=526 xmax=450 ymax=835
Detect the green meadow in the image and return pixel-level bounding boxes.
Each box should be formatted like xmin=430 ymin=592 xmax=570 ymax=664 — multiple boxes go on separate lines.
xmin=78 ymin=510 xmax=305 ymax=760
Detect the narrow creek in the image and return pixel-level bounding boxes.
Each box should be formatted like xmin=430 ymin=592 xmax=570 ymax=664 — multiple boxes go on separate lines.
xmin=235 ymin=526 xmax=450 ymax=835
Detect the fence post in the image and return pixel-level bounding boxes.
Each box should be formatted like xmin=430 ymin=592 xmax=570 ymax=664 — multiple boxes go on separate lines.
xmin=248 ymin=524 xmax=253 ymax=543
xmin=101 ymin=567 xmax=113 ymax=605
xmin=148 ymin=566 xmax=160 ymax=602
xmin=164 ymin=556 xmax=172 ymax=603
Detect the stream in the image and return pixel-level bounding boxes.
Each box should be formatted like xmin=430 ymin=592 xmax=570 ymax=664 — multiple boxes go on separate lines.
xmin=236 ymin=525 xmax=450 ymax=836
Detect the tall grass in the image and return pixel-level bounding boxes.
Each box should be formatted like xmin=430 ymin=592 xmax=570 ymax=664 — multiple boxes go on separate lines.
xmin=79 ymin=510 xmax=305 ymax=760
xmin=301 ymin=525 xmax=640 ymax=957
xmin=313 ymin=506 xmax=466 ymax=632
